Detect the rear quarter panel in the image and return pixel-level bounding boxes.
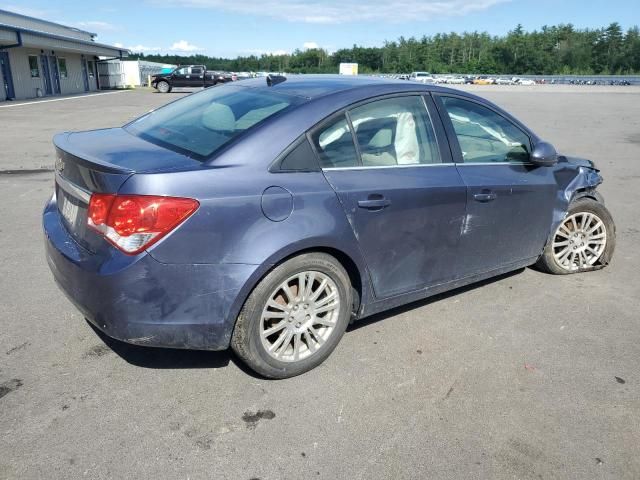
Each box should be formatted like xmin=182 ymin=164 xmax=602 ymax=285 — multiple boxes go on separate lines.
xmin=118 ymin=164 xmax=373 ymax=320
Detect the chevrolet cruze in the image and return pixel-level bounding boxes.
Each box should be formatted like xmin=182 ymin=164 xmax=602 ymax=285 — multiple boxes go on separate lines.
xmin=43 ymin=75 xmax=615 ymax=378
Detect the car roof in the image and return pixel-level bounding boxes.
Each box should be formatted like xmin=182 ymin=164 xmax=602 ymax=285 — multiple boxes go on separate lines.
xmin=236 ymin=74 xmax=438 ymax=99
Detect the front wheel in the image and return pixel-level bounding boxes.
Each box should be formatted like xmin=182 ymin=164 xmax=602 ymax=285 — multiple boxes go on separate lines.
xmin=231 ymin=253 xmax=352 ymax=379
xmin=536 ymin=197 xmax=616 ymax=274
xmin=156 ymin=80 xmax=171 ymax=93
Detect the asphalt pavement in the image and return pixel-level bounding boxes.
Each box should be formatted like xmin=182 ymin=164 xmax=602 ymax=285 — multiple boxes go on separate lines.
xmin=1 ymin=86 xmax=639 ymax=479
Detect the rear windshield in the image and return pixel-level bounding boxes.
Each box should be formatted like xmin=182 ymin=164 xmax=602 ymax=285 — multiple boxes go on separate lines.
xmin=125 ymin=86 xmax=303 ymax=159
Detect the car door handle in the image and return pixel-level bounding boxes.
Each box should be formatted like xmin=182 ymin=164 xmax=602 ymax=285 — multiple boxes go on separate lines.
xmin=473 ymin=192 xmax=497 ymax=203
xmin=358 ymin=198 xmax=391 ymax=210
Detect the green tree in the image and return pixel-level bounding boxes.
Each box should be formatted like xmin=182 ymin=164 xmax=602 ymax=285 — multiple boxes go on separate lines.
xmin=129 ymin=22 xmax=640 ymax=75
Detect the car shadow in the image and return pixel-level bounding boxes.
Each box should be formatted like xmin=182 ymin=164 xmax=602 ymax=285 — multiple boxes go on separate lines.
xmin=86 ymin=321 xmax=260 ymax=377
xmin=347 ymin=268 xmax=525 ymax=332
xmin=152 ymin=90 xmax=196 ymax=95
xmin=85 ymin=268 xmax=526 ymax=372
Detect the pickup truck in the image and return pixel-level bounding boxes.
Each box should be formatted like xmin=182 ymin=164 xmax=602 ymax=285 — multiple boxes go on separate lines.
xmin=409 ymin=71 xmax=435 ymax=84
xmin=151 ymin=65 xmax=233 ymax=93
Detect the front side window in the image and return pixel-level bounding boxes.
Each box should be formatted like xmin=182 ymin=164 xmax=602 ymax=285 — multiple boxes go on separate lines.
xmin=29 ymin=55 xmax=39 ymax=77
xmin=349 ymin=96 xmax=440 ymax=166
xmin=58 ymin=58 xmax=67 ymax=78
xmin=310 ymin=115 xmax=358 ymax=168
xmin=125 ymin=85 xmax=302 ymax=159
xmin=441 ymin=96 xmax=530 ymax=163
xmin=175 ymin=67 xmax=188 ymax=75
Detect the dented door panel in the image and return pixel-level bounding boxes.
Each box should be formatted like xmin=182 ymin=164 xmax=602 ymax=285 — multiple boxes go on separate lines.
xmin=454 ymin=163 xmax=558 ymax=275
xmin=323 ymin=165 xmax=467 ymax=298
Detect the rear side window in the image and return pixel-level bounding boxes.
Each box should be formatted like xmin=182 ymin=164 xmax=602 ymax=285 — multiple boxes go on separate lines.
xmin=276 ymin=137 xmax=319 ymax=172
xmin=125 ymin=86 xmax=303 ymax=159
xmin=310 ymin=115 xmax=359 ymax=168
xmin=349 ymin=96 xmax=440 ymax=166
xmin=441 ymin=96 xmax=531 ymax=163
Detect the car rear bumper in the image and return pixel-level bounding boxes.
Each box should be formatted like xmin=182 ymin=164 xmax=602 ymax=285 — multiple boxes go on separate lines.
xmin=43 ymin=196 xmax=257 ymax=350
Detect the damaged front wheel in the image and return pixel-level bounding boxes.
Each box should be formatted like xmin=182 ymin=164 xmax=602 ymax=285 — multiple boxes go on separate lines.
xmin=536 ymin=197 xmax=616 ymax=274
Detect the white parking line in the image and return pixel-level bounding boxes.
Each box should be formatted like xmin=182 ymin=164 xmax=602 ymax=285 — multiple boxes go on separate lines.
xmin=0 ymin=90 xmax=131 ymax=108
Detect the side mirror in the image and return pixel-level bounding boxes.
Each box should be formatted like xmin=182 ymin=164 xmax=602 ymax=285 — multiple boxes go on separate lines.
xmin=530 ymin=141 xmax=558 ymax=167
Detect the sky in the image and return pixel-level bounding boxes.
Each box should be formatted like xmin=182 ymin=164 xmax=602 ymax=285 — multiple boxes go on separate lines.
xmin=3 ymin=0 xmax=639 ymax=58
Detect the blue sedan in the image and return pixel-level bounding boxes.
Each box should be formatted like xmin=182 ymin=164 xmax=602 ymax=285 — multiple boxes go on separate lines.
xmin=43 ymin=75 xmax=615 ymax=378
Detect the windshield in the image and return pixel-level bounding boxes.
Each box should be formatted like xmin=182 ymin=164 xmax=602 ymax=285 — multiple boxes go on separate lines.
xmin=125 ymin=86 xmax=303 ymax=159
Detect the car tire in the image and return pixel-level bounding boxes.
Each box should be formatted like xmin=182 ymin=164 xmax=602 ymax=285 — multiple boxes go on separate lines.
xmin=156 ymin=81 xmax=171 ymax=93
xmin=231 ymin=253 xmax=353 ymax=379
xmin=536 ymin=197 xmax=615 ymax=275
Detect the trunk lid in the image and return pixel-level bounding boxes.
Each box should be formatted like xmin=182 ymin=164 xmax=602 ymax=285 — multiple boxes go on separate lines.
xmin=53 ymin=128 xmax=202 ymax=252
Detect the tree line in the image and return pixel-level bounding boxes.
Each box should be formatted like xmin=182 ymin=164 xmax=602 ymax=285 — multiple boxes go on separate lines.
xmin=130 ymin=23 xmax=640 ymax=75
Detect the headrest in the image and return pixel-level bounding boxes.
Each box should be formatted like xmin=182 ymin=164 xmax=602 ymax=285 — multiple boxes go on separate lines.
xmin=202 ymin=103 xmax=236 ymax=131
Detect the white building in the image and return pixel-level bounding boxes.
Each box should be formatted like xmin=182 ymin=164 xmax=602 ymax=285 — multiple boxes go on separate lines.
xmin=0 ymin=9 xmax=127 ymax=101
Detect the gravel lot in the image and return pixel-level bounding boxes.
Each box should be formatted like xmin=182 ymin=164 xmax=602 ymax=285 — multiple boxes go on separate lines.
xmin=1 ymin=85 xmax=639 ymax=479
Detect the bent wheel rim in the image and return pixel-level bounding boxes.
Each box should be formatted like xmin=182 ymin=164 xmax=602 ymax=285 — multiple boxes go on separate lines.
xmin=260 ymin=271 xmax=341 ymax=363
xmin=552 ymin=211 xmax=607 ymax=271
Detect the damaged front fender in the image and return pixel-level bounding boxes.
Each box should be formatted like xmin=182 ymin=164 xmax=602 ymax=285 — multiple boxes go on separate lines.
xmin=556 ymin=155 xmax=603 ymax=210
xmin=546 ymin=155 xmax=605 ymax=264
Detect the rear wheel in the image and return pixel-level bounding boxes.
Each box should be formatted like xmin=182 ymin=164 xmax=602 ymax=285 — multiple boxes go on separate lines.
xmin=231 ymin=253 xmax=352 ymax=379
xmin=536 ymin=197 xmax=615 ymax=274
xmin=156 ymin=80 xmax=171 ymax=93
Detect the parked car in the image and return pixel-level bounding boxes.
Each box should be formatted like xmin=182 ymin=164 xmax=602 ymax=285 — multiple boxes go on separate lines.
xmin=234 ymin=72 xmax=254 ymax=81
xmin=515 ymin=78 xmax=537 ymax=86
xmin=151 ymin=65 xmax=233 ymax=92
xmin=494 ymin=77 xmax=514 ymax=85
xmin=447 ymin=76 xmax=466 ymax=85
xmin=44 ymin=76 xmax=616 ymax=378
xmin=609 ymin=80 xmax=631 ymax=86
xmin=410 ymin=71 xmax=435 ymax=83
xmin=473 ymin=76 xmax=494 ymax=85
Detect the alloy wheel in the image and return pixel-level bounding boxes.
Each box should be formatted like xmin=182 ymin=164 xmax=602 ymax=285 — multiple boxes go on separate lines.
xmin=259 ymin=271 xmax=341 ymax=362
xmin=552 ymin=212 xmax=607 ymax=271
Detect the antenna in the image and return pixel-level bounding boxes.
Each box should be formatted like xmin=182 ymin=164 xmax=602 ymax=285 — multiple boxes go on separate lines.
xmin=266 ymin=74 xmax=286 ymax=86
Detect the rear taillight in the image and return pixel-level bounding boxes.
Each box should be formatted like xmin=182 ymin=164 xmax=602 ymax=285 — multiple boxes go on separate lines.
xmin=87 ymin=194 xmax=199 ymax=254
